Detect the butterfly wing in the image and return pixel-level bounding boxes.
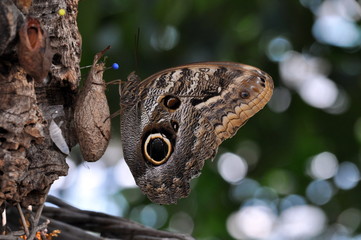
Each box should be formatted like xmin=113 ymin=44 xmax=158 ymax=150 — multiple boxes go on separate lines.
xmin=120 ymin=62 xmax=273 ymax=204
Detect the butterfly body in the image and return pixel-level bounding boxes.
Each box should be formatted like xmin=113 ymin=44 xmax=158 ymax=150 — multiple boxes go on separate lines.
xmin=120 ymin=62 xmax=273 ymax=204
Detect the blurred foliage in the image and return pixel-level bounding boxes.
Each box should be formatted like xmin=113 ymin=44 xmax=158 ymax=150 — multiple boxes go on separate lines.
xmin=75 ymin=0 xmax=361 ymax=239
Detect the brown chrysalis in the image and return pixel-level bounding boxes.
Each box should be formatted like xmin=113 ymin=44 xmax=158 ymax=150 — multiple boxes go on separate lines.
xmin=74 ymin=47 xmax=111 ymax=162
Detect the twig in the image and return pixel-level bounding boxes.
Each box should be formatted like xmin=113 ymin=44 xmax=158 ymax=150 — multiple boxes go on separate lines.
xmin=0 ymin=235 xmax=22 ymax=239
xmin=27 ymin=220 xmax=50 ymax=240
xmin=42 ymin=196 xmax=194 ymax=240
xmin=6 ymin=230 xmax=25 ymax=236
xmin=42 ymin=218 xmax=103 ymax=240
xmin=28 ymin=188 xmax=50 ymax=240
xmin=45 ymin=195 xmax=79 ymax=211
xmin=16 ymin=204 xmax=29 ymax=237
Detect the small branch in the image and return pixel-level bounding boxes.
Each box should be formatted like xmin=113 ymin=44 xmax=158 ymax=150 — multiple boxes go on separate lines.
xmin=16 ymin=204 xmax=29 ymax=237
xmin=32 ymin=188 xmax=49 ymax=227
xmin=27 ymin=220 xmax=50 ymax=240
xmin=45 ymin=195 xmax=79 ymax=211
xmin=41 ymin=218 xmax=103 ymax=240
xmin=0 ymin=235 xmax=22 ymax=240
xmin=42 ymin=195 xmax=194 ymax=240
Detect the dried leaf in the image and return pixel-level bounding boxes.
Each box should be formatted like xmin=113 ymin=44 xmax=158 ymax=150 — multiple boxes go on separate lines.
xmin=74 ymin=46 xmax=111 ymax=162
xmin=17 ymin=17 xmax=53 ymax=83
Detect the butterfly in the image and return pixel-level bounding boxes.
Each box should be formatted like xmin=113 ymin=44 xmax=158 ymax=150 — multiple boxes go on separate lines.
xmin=119 ymin=62 xmax=273 ymax=204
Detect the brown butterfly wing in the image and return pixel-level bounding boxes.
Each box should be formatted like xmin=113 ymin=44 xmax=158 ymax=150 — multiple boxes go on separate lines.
xmin=120 ymin=62 xmax=273 ymax=204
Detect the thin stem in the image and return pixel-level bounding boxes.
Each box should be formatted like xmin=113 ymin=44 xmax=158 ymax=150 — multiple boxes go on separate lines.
xmin=16 ymin=204 xmax=29 ymax=237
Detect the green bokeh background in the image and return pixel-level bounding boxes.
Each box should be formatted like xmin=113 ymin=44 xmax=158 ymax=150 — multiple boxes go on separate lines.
xmin=74 ymin=0 xmax=361 ymax=239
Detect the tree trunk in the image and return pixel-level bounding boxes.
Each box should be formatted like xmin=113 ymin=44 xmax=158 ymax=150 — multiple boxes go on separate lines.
xmin=0 ymin=0 xmax=193 ymax=239
xmin=0 ymin=0 xmax=80 ymax=209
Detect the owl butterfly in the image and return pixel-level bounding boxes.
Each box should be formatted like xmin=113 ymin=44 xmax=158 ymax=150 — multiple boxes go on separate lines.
xmin=120 ymin=62 xmax=273 ymax=204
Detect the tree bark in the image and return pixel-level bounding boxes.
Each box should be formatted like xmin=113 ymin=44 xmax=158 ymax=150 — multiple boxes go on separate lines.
xmin=0 ymin=0 xmax=80 ymax=208
xmin=0 ymin=1 xmax=192 ymax=239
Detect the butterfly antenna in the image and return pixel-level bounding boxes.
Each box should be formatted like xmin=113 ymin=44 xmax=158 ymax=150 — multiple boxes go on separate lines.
xmin=106 ymin=79 xmax=124 ymax=85
xmin=106 ymin=109 xmax=123 ymax=122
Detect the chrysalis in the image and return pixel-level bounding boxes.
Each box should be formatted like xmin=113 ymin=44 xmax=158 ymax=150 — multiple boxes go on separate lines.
xmin=74 ymin=47 xmax=111 ymax=162
xmin=49 ymin=120 xmax=69 ymax=155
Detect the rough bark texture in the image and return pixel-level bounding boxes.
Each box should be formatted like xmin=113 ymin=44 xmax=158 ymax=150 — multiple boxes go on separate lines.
xmin=0 ymin=1 xmax=194 ymax=239
xmin=0 ymin=0 xmax=81 ymax=208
